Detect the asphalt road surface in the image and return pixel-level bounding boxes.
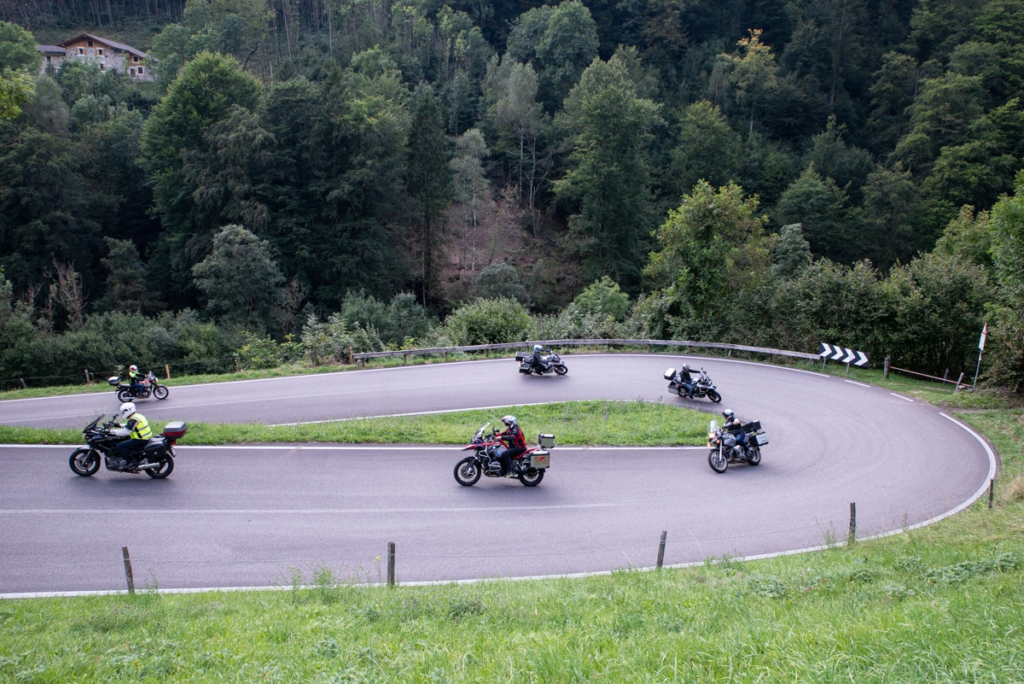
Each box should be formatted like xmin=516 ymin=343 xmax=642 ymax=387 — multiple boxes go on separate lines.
xmin=0 ymin=354 xmax=995 ymax=596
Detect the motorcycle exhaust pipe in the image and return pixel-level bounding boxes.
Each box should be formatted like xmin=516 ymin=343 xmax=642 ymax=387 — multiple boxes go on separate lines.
xmin=136 ymin=461 xmax=162 ymax=469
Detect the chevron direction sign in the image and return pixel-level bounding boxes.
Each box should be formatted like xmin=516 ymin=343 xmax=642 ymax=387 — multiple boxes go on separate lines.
xmin=819 ymin=342 xmax=870 ymax=367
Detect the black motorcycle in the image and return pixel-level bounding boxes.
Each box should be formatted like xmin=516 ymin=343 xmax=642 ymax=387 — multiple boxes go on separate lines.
xmin=108 ymin=371 xmax=169 ymax=402
xmin=69 ymin=416 xmax=187 ymax=479
xmin=515 ymin=349 xmax=568 ymax=376
xmin=706 ymin=419 xmax=767 ymax=473
xmin=665 ymin=367 xmax=722 ymax=403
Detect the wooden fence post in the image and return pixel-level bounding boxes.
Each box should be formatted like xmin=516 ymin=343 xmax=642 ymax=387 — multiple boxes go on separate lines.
xmin=19 ymin=378 xmax=26 ymax=389
xmin=387 ymin=541 xmax=396 ymax=586
xmin=122 ymin=546 xmax=135 ymax=594
xmin=656 ymin=531 xmax=667 ymax=569
xmin=883 ymin=356 xmax=890 ymax=379
xmin=165 ymin=364 xmax=171 ymax=380
xmin=988 ymin=479 xmax=995 ymax=509
xmin=848 ymin=503 xmax=856 ymax=545
xmin=84 ymin=369 xmax=91 ymax=384
xmin=348 ymin=346 xmax=354 ymax=365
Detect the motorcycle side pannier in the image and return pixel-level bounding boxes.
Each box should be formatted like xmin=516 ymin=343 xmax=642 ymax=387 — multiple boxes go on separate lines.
xmin=530 ymin=451 xmax=551 ymax=468
xmin=107 ymin=376 xmax=121 ymax=386
xmin=162 ymin=421 xmax=188 ymax=439
xmin=538 ymin=433 xmax=555 ymax=449
xmin=663 ymin=368 xmax=676 ymax=380
xmin=755 ymin=432 xmax=769 ymax=446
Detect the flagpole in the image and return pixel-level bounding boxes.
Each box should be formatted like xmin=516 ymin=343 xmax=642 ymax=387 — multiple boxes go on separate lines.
xmin=973 ymin=323 xmax=987 ymax=391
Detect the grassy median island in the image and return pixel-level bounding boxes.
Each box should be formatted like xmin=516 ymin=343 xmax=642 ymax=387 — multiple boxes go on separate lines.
xmin=0 ymin=399 xmax=713 ymax=446
xmin=0 ymin=410 xmax=1021 ymax=681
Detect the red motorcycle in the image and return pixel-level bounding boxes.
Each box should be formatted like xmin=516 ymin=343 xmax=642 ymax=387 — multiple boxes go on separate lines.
xmin=454 ymin=423 xmax=553 ymax=487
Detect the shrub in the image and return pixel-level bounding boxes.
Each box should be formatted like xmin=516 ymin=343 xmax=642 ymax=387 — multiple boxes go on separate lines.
xmin=443 ymin=297 xmax=532 ymax=345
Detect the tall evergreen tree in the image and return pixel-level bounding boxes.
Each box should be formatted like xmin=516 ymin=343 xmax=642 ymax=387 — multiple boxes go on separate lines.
xmin=406 ymin=86 xmax=452 ymax=307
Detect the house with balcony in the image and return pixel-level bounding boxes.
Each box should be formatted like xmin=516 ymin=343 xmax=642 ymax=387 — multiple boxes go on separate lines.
xmin=36 ymin=33 xmax=154 ymax=81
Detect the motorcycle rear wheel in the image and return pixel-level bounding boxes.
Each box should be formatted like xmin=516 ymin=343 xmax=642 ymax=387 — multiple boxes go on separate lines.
xmin=145 ymin=456 xmax=174 ymax=478
xmin=708 ymin=449 xmax=728 ymax=473
xmin=554 ymin=365 xmax=568 ymax=376
xmin=519 ymin=468 xmax=544 ymax=486
xmin=153 ymin=385 xmax=169 ymax=400
xmin=454 ymin=457 xmax=481 ymax=486
xmin=69 ymin=448 xmax=100 ymax=476
xmin=116 ymin=388 xmax=133 ymax=402
xmin=745 ymin=447 xmax=761 ymax=466
xmin=707 ymin=389 xmax=722 ymax=403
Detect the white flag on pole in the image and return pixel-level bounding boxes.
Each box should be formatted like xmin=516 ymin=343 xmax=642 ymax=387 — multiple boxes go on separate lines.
xmin=979 ymin=322 xmax=987 ymax=351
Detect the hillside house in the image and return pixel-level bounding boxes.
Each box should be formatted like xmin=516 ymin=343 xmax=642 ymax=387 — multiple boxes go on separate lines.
xmin=36 ymin=33 xmax=154 ymax=81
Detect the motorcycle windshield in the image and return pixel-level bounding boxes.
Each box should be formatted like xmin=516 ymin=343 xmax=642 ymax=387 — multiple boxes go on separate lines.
xmin=708 ymin=420 xmax=719 ymax=432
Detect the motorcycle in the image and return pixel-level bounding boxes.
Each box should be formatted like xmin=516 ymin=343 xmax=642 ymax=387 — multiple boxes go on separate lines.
xmin=69 ymin=416 xmax=187 ymax=479
xmin=664 ymin=367 xmax=722 ymax=403
xmin=454 ymin=423 xmax=553 ymax=487
xmin=108 ymin=371 xmax=169 ymax=402
xmin=515 ymin=349 xmax=568 ymax=376
xmin=706 ymin=419 xmax=767 ymax=473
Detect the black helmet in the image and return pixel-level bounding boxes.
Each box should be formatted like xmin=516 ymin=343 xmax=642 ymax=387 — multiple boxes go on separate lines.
xmin=722 ymin=409 xmax=734 ymax=420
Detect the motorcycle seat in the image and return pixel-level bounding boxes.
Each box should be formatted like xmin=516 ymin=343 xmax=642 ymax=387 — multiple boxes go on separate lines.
xmin=143 ymin=438 xmax=166 ymax=452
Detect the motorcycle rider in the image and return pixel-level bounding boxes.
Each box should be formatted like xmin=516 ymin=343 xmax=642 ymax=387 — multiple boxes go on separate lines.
xmin=127 ymin=364 xmax=146 ymax=397
xmin=722 ymin=408 xmax=749 ymax=453
xmin=677 ymin=364 xmax=696 ymax=398
xmin=531 ymin=345 xmax=549 ymax=373
xmin=113 ymin=401 xmax=152 ymax=467
xmin=497 ymin=415 xmax=527 ymax=477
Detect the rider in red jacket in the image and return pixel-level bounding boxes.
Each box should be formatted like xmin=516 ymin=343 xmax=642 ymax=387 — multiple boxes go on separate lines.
xmin=497 ymin=415 xmax=526 ymax=477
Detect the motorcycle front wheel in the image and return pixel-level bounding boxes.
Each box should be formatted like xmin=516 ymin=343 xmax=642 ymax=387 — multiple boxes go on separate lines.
xmin=145 ymin=456 xmax=174 ymax=479
xmin=707 ymin=389 xmax=722 ymax=403
xmin=116 ymin=388 xmax=133 ymax=402
xmin=519 ymin=468 xmax=544 ymax=486
xmin=153 ymin=385 xmax=169 ymax=400
xmin=745 ymin=447 xmax=761 ymax=466
xmin=708 ymin=448 xmax=728 ymax=473
xmin=454 ymin=457 xmax=481 ymax=486
xmin=69 ymin=448 xmax=100 ymax=476
xmin=554 ymin=365 xmax=568 ymax=376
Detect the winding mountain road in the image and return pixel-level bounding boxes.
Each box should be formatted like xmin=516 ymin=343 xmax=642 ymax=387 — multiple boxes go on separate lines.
xmin=0 ymin=354 xmax=996 ymax=596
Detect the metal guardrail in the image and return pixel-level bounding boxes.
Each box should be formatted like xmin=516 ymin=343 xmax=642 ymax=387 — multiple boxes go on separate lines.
xmin=352 ymin=339 xmax=819 ymax=363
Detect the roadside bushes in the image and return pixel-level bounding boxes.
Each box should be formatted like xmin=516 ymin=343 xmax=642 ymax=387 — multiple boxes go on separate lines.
xmin=443 ymin=297 xmax=532 ymax=345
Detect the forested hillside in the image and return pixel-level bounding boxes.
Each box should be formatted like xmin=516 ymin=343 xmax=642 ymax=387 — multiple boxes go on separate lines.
xmin=0 ymin=0 xmax=1022 ymax=391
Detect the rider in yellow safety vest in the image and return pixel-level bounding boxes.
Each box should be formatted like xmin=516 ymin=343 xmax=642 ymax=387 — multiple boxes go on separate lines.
xmin=115 ymin=401 xmax=152 ymax=465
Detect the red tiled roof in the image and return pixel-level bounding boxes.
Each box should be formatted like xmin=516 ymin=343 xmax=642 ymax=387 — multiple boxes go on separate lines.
xmin=56 ymin=33 xmax=147 ymax=59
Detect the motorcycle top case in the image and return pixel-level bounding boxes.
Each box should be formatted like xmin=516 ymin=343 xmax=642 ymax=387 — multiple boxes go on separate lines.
xmin=538 ymin=433 xmax=555 ymax=449
xmin=663 ymin=368 xmax=676 ymax=380
xmin=530 ymin=450 xmax=551 ymax=468
xmin=162 ymin=421 xmax=188 ymax=439
xmin=108 ymin=376 xmax=121 ymax=386
xmin=742 ymin=420 xmax=762 ymax=433
xmin=515 ymin=351 xmax=527 ymax=361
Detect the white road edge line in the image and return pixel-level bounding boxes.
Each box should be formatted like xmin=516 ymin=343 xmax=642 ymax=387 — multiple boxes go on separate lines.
xmin=890 ymin=393 xmax=913 ymax=402
xmin=845 ymin=380 xmax=871 ymax=388
xmin=269 ymin=402 xmax=554 ymax=426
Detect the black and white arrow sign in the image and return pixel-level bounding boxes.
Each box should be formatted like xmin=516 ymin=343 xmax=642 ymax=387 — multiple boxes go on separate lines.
xmin=819 ymin=343 xmax=869 ymax=367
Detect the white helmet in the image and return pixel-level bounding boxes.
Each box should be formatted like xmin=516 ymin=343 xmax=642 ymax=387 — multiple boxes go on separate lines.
xmin=722 ymin=409 xmax=735 ymax=420
xmin=501 ymin=415 xmax=518 ymax=429
xmin=534 ymin=345 xmax=542 ymax=352
xmin=119 ymin=402 xmax=137 ymax=421
xmin=129 ymin=364 xmax=138 ymax=372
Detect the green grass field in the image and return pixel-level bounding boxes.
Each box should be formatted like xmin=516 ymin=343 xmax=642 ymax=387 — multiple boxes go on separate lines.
xmin=0 ymin=399 xmax=711 ymax=446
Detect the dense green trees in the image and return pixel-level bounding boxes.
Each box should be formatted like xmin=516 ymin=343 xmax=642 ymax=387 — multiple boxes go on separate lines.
xmin=4 ymin=0 xmax=1024 ymax=390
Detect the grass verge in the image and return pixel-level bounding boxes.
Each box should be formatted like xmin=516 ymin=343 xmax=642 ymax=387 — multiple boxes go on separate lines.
xmin=0 ymin=399 xmax=712 ymax=446
xmin=1 ymin=412 xmax=1021 ymax=681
